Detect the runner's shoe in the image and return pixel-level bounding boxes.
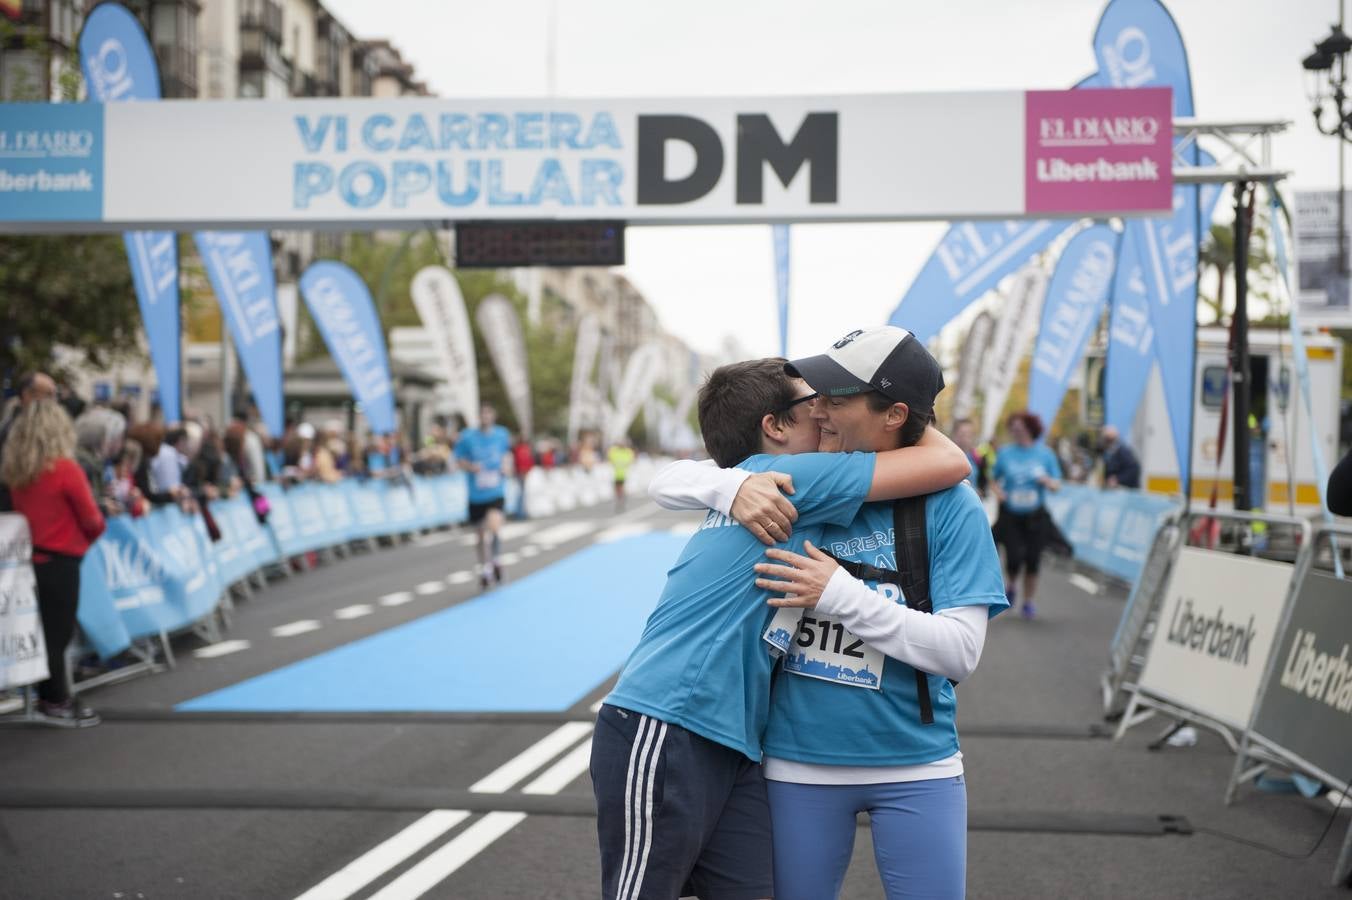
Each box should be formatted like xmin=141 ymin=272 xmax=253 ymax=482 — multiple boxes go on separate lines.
xmin=492 ymin=561 xmax=503 ymax=584
xmin=37 ymin=700 xmax=101 ymax=728
xmin=1020 ymin=601 xmax=1036 ymax=620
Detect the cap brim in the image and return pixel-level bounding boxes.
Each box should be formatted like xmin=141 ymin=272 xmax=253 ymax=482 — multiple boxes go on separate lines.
xmin=784 ymin=354 xmax=872 ymax=397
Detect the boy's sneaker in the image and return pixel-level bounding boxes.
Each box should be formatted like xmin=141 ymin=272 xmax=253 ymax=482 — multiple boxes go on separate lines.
xmin=37 ymin=700 xmax=101 ymax=728
xmin=1020 ymin=602 xmax=1037 ymax=620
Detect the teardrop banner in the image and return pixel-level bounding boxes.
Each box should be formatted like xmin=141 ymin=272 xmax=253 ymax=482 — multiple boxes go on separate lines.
xmin=411 ymin=265 xmax=480 ymax=429
xmin=1028 ymin=224 xmax=1119 ymax=427
xmin=194 ymin=231 xmax=285 ymax=436
xmin=299 ymin=261 xmax=396 ymax=435
xmin=78 ymin=2 xmax=181 ymax=422
xmin=476 ymin=294 xmax=533 ymax=438
xmin=981 ymin=267 xmax=1048 ymax=441
xmin=568 ymin=314 xmax=602 ymax=447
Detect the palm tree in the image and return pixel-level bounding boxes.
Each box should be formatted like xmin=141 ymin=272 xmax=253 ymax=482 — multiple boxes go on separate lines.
xmin=1198 ymin=206 xmax=1277 ymax=326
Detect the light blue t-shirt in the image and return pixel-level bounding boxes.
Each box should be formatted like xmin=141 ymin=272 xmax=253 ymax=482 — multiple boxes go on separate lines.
xmin=762 ymin=482 xmax=1008 ymax=767
xmin=454 ymin=426 xmax=512 ymax=503
xmin=992 ymin=442 xmax=1062 ymax=514
xmin=606 ymin=451 xmax=876 ymax=761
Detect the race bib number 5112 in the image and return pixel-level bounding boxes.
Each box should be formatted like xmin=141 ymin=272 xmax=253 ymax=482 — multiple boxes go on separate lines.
xmin=782 ymin=615 xmax=884 ymax=690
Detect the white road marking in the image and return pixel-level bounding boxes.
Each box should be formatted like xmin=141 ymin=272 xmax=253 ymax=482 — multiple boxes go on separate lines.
xmin=193 ymin=640 xmax=250 ymax=659
xmin=369 ymin=814 xmax=526 ymax=900
xmin=590 ymin=699 xmax=604 ymax=713
xmin=294 ymin=722 xmax=592 ymax=900
xmin=412 ymin=532 xmax=459 ymax=548
xmin=414 ymin=581 xmax=446 ymax=596
xmin=0 ymin=696 xmax=24 ymax=715
xmin=457 ymin=522 xmax=538 ymax=547
xmin=499 ymin=522 xmax=538 ymax=541
xmin=446 ymin=571 xmax=474 ymax=585
xmin=519 ymin=545 xmax=540 ymax=558
xmin=334 ymin=604 xmax=374 ymax=620
xmin=378 ymin=591 xmax=415 ymax=607
xmin=469 ymin=721 xmax=593 ymax=793
xmin=271 ymin=620 xmax=322 ymax=637
xmin=1068 ymin=573 xmax=1100 ymax=595
xmin=369 ymin=740 xmax=594 ymax=899
xmin=496 ymin=552 xmax=521 ymax=566
xmin=596 ymin=523 xmax=653 ymax=544
xmin=529 ymin=520 xmax=596 ymax=548
xmin=292 ymin=810 xmax=471 ymax=900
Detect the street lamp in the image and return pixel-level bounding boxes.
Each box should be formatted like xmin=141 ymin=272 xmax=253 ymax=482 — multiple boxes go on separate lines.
xmin=1304 ymin=16 xmax=1352 ymax=280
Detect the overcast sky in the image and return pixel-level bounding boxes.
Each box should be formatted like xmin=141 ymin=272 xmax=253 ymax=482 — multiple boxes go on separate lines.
xmin=322 ymin=0 xmax=1345 ymax=358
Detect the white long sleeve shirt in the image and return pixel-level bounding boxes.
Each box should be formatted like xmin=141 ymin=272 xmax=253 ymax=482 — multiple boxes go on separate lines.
xmin=648 ymin=457 xmax=990 ymax=784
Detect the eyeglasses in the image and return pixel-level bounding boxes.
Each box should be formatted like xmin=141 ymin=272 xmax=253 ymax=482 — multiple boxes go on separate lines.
xmin=775 ymin=392 xmax=819 ymax=415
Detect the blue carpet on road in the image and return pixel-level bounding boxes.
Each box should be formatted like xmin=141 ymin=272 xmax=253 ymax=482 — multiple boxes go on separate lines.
xmin=178 ymin=532 xmax=684 ymax=712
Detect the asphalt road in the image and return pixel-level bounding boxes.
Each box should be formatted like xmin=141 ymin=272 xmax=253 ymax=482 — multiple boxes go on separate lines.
xmin=1 ymin=499 xmax=1347 ymax=899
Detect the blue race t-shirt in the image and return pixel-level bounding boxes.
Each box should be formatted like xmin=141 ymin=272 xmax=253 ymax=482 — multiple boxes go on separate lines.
xmin=606 ymin=451 xmax=876 ymax=761
xmin=762 ymin=482 xmax=1008 ymax=767
xmin=992 ymin=442 xmax=1062 ymax=514
xmin=455 ymin=425 xmax=512 ymax=503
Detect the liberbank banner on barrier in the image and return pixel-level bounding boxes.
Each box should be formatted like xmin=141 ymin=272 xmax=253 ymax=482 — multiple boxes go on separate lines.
xmin=0 ymin=88 xmax=1172 ymax=230
xmin=1136 ymin=547 xmax=1293 ymax=730
xmin=1252 ymin=571 xmax=1352 ymax=783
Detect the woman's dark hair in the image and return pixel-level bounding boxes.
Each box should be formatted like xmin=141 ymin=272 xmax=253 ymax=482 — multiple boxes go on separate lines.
xmin=1006 ymin=410 xmax=1045 ymax=441
xmin=697 ymin=358 xmax=800 ymax=468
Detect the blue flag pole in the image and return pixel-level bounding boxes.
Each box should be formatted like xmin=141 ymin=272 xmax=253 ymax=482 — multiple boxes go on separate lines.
xmin=773 ymin=225 xmax=791 ymax=357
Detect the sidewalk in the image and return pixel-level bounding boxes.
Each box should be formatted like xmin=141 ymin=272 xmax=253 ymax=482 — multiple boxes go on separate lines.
xmin=843 ymin=562 xmax=1352 ymax=900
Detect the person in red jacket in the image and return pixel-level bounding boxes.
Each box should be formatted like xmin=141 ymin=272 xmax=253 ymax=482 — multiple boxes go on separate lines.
xmin=0 ymin=399 xmax=106 ymax=727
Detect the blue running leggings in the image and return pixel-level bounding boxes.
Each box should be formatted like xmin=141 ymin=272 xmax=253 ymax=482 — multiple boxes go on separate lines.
xmin=766 ymin=775 xmax=966 ymax=900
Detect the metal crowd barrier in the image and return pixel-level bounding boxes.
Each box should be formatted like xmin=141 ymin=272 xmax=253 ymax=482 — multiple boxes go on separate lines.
xmin=1100 ymin=509 xmax=1185 ymax=716
xmin=1112 ymin=508 xmax=1312 ymax=752
xmin=1220 ymin=522 xmax=1352 ymax=888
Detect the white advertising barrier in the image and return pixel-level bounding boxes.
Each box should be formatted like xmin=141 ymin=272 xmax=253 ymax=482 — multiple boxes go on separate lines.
xmin=522 ymin=468 xmax=555 ymax=519
xmin=2 ymin=88 xmax=1173 ymax=231
xmin=1132 ymin=546 xmax=1295 ymax=733
xmin=0 ymin=515 xmax=49 ymax=691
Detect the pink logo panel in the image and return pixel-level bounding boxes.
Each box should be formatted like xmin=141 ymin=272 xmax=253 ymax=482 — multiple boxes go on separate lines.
xmin=1025 ymin=87 xmax=1173 ymax=215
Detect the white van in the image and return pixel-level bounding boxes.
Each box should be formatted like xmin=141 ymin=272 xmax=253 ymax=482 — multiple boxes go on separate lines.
xmin=1093 ymin=328 xmax=1343 ymax=514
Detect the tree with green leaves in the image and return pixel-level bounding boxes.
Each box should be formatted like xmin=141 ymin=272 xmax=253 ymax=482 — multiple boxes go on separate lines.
xmin=0 ymin=19 xmax=146 ymax=387
xmin=333 ymin=232 xmax=578 ymax=438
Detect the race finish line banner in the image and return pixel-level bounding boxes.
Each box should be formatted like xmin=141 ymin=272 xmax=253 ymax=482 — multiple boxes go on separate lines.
xmin=0 ymin=88 xmax=1172 ymax=231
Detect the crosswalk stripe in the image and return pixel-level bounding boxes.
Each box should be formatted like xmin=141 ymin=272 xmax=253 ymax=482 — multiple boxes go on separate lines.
xmin=368 ymin=740 xmax=594 ymax=899
xmin=294 ymin=722 xmax=592 ymax=900
xmin=334 ymin=604 xmax=374 ymax=620
xmin=378 ymin=592 xmax=415 ymax=607
xmin=414 ymin=581 xmax=446 ymax=596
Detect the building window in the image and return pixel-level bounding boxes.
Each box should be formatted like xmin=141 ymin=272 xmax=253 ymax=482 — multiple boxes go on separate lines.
xmin=1201 ymin=366 xmax=1228 ymax=410
xmin=0 ymin=49 xmax=45 ymax=101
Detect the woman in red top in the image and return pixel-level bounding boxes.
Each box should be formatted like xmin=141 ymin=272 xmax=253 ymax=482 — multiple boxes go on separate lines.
xmin=0 ymin=400 xmax=105 ymax=727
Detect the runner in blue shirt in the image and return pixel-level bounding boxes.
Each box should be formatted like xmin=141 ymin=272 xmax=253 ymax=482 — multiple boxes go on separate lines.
xmin=664 ymin=327 xmax=1007 ymax=900
xmin=990 ymin=410 xmax=1062 ymax=618
xmin=454 ymin=403 xmax=513 ymax=588
xmin=592 ymin=357 xmax=971 ymax=900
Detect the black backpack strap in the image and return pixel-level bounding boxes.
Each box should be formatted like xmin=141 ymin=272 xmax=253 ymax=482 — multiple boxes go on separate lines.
xmin=893 ymin=496 xmax=937 ymax=724
xmin=822 ymin=552 xmax=901 ymax=587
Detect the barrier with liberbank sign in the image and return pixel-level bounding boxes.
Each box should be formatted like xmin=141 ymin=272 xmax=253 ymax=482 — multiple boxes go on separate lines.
xmin=0 ymin=88 xmax=1173 ymax=232
xmin=74 ymin=476 xmax=471 ymax=660
xmin=1117 ymin=544 xmax=1297 ymax=743
xmin=1223 ymin=524 xmax=1352 ymax=887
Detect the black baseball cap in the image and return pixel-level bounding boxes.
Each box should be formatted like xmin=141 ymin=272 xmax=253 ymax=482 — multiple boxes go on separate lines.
xmin=785 ymin=326 xmax=945 ymax=414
